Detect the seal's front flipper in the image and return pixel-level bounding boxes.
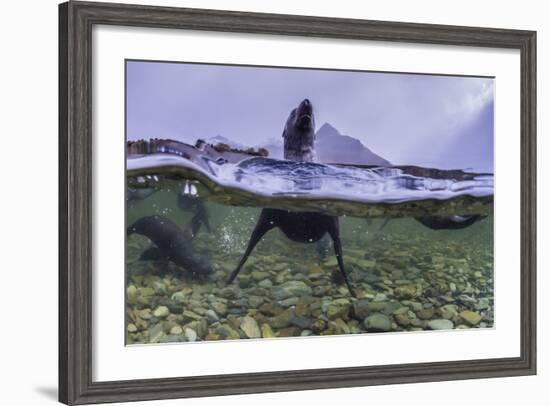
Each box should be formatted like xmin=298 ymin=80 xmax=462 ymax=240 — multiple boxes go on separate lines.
xmin=227 ymin=210 xmax=276 ymax=285
xmin=139 ymin=247 xmax=163 ymax=261
xmin=198 ymin=202 xmax=211 ymax=233
xmin=327 ymin=220 xmax=356 ymax=298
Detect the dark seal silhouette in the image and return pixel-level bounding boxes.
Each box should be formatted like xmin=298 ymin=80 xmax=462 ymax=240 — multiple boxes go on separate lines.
xmin=228 ymin=99 xmax=356 ymax=296
xmin=127 ymin=215 xmax=212 ymax=279
xmin=177 ymin=181 xmax=211 ymax=239
xmin=415 ymin=214 xmax=486 ymax=230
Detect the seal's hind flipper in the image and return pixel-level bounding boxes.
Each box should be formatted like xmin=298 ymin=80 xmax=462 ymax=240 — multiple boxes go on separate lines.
xmin=227 ymin=209 xmax=276 ymax=285
xmin=327 ymin=219 xmax=356 ymax=298
xmin=139 ymin=247 xmax=163 ymax=261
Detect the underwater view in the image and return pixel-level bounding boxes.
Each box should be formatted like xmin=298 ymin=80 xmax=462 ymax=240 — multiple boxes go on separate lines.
xmin=125 ymin=60 xmax=494 ymax=344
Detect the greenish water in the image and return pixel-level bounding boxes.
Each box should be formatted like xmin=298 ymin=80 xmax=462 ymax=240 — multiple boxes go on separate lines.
xmin=126 ymin=176 xmax=494 ymax=344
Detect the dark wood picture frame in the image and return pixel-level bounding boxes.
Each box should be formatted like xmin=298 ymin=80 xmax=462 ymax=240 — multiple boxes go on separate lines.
xmin=59 ymin=1 xmax=537 ymax=404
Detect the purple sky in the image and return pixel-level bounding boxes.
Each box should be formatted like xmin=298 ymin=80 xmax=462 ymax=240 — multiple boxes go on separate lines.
xmin=126 ymin=60 xmax=494 ymax=172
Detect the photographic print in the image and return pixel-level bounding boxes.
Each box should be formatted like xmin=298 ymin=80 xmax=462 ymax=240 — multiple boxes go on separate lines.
xmin=125 ymin=60 xmax=494 ymax=345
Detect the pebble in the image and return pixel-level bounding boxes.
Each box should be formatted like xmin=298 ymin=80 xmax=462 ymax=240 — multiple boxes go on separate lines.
xmin=394 ymin=285 xmax=418 ymax=299
xmin=416 ymin=308 xmax=435 ymax=320
xmin=204 ymin=309 xmax=219 ymax=323
xmin=184 ymin=328 xmax=198 ymax=342
xmin=261 ymin=323 xmax=275 ymax=338
xmin=352 ymin=300 xmax=370 ymax=320
xmin=149 ymin=323 xmax=165 ymax=343
xmin=269 ymin=308 xmax=296 ymax=329
xmin=211 ymin=302 xmax=228 ymax=317
xmin=459 ymin=310 xmax=482 ymax=326
xmin=170 ymin=291 xmax=187 ymax=303
xmin=272 ymin=281 xmax=312 ymax=300
xmin=364 ymin=313 xmax=391 ymax=332
xmin=258 ymin=279 xmax=273 ymax=288
xmin=439 ymin=304 xmax=458 ymax=319
xmin=427 ymin=319 xmax=454 ymax=330
xmin=327 ymin=304 xmax=350 ymax=320
xmin=153 ymin=306 xmax=170 ymax=318
xmin=159 ymin=335 xmax=181 ymax=343
xmin=170 ymin=325 xmax=183 ymax=335
xmin=476 ymin=298 xmax=490 ymax=310
xmin=291 ymin=316 xmax=312 ymax=329
xmin=251 ymin=270 xmax=270 ymax=281
xmin=240 ymin=316 xmax=261 ymax=339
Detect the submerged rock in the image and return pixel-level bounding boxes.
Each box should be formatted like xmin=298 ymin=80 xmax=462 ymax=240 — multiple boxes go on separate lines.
xmin=351 ymin=300 xmax=370 ymax=320
xmin=459 ymin=310 xmax=482 ymax=326
xmin=364 ymin=313 xmax=391 ymax=332
xmin=272 ymin=281 xmax=312 ymax=300
xmin=327 ymin=303 xmax=350 ymax=321
xmin=240 ymin=316 xmax=261 ymax=339
xmin=153 ymin=306 xmax=170 ymax=318
xmin=204 ymin=309 xmax=219 ymax=323
xmin=394 ymin=285 xmax=419 ymax=299
xmin=439 ymin=304 xmax=458 ymax=319
xmin=269 ymin=308 xmax=296 ymax=329
xmin=184 ymin=327 xmax=198 ymax=342
xmin=261 ymin=323 xmax=275 ymax=338
xmin=427 ymin=319 xmax=454 ymax=330
xmin=149 ymin=323 xmax=165 ymax=343
xmin=416 ymin=308 xmax=435 ymax=320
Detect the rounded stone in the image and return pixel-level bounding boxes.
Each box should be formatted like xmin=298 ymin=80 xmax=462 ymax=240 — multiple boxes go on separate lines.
xmin=240 ymin=316 xmax=261 ymax=339
xmin=184 ymin=328 xmax=198 ymax=342
xmin=363 ymin=313 xmax=391 ymax=332
xmin=153 ymin=306 xmax=170 ymax=318
xmin=427 ymin=319 xmax=454 ymax=330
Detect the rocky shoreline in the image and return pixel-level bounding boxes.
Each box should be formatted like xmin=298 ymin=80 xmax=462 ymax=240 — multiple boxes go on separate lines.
xmin=126 ymin=223 xmax=493 ymax=344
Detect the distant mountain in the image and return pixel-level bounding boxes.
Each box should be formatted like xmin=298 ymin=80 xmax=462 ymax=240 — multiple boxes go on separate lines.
xmin=258 ymin=122 xmax=391 ymax=166
xmin=315 ymin=122 xmax=391 ymax=166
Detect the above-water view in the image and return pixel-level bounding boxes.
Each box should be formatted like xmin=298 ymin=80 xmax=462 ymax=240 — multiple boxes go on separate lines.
xmin=125 ymin=60 xmax=494 ymax=344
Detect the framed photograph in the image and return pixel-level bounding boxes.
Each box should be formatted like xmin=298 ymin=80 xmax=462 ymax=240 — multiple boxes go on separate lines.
xmin=59 ymin=1 xmax=536 ymax=404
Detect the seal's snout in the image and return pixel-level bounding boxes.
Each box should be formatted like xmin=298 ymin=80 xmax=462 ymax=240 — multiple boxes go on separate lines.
xmin=298 ymin=98 xmax=312 ymax=115
xmin=296 ymin=98 xmax=313 ymax=129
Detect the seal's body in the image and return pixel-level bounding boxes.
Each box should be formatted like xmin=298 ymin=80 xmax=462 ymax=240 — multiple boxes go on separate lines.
xmin=228 ymin=99 xmax=356 ymax=296
xmin=127 ymin=215 xmax=212 ymax=278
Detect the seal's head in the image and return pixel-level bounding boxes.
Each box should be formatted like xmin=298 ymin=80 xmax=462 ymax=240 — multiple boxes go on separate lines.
xmin=282 ymin=99 xmax=316 ymax=162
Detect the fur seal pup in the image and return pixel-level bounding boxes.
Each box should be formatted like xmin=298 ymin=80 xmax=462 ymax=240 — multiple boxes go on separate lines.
xmin=228 ymin=99 xmax=356 ymax=296
xmin=177 ymin=181 xmax=211 ymax=239
xmin=415 ymin=214 xmax=486 ymax=230
xmin=127 ymin=215 xmax=212 ymax=278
